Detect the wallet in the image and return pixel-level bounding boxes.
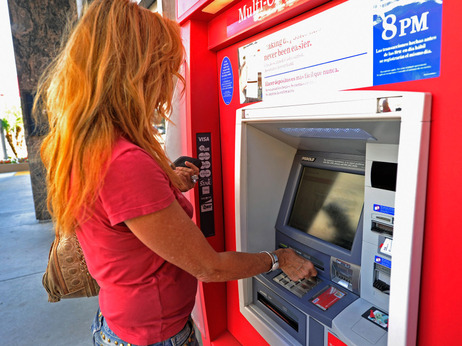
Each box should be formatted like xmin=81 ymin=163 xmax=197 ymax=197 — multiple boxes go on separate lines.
xmin=173 ymin=156 xmax=202 ymax=169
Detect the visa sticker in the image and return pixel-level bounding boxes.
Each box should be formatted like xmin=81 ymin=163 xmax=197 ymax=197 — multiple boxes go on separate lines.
xmin=375 ymin=256 xmax=392 ymax=269
xmin=373 ymin=204 xmax=395 ymax=216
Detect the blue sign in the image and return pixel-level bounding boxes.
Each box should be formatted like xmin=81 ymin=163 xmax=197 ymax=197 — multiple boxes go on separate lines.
xmin=373 ymin=204 xmax=395 ymax=216
xmin=373 ymin=0 xmax=442 ymax=85
xmin=375 ymin=256 xmax=392 ymax=269
xmin=220 ymin=56 xmax=233 ymax=105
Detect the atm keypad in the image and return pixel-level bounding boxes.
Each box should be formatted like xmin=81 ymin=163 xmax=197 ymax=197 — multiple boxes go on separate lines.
xmin=273 ymin=272 xmax=319 ymax=298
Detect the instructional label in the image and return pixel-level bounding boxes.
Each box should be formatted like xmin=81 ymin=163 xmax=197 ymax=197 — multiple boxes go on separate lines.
xmin=323 ymin=159 xmax=365 ymax=169
xmin=375 ymin=255 xmax=392 ymax=269
xmin=220 ymin=56 xmax=234 ymax=105
xmin=373 ymin=204 xmax=395 ymax=216
xmin=380 ymin=238 xmax=393 ymax=256
xmin=237 ymin=0 xmax=370 ymax=104
xmin=373 ymin=0 xmax=442 ymax=85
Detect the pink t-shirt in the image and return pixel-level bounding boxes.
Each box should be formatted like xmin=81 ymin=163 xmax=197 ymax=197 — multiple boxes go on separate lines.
xmin=76 ymin=138 xmax=197 ymax=345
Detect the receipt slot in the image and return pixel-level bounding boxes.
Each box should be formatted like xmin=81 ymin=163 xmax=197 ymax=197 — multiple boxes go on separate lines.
xmin=235 ymin=91 xmax=430 ymax=345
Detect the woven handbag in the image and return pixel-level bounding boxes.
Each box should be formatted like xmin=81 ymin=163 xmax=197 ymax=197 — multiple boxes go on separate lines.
xmin=42 ymin=232 xmax=99 ymax=302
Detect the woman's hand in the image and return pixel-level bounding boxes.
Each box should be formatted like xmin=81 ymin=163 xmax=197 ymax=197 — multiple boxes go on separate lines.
xmin=174 ymin=161 xmax=200 ymax=192
xmin=275 ymin=248 xmax=317 ymax=282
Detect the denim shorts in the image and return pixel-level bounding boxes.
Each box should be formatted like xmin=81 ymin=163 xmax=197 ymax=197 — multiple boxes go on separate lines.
xmin=91 ymin=308 xmax=199 ymax=346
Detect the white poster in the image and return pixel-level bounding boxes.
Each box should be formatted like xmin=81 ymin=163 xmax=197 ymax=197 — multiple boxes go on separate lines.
xmin=238 ymin=0 xmax=372 ymax=104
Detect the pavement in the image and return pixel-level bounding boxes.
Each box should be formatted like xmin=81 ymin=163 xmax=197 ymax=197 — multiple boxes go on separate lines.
xmin=0 ymin=171 xmax=98 ymax=345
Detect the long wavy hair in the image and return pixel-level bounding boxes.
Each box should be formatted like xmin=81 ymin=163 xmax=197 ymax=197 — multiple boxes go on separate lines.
xmin=35 ymin=0 xmax=185 ymax=235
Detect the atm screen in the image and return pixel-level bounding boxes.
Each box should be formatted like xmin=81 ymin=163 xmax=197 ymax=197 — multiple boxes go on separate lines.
xmin=288 ymin=167 xmax=365 ymax=251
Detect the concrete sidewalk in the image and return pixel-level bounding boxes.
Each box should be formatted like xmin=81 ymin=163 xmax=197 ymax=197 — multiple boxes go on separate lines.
xmin=0 ymin=171 xmax=98 ymax=345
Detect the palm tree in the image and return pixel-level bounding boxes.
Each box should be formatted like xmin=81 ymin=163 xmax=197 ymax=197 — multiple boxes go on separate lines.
xmin=1 ymin=106 xmax=24 ymax=159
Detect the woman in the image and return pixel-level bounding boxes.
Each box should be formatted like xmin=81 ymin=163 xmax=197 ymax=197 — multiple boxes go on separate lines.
xmin=36 ymin=1 xmax=317 ymax=345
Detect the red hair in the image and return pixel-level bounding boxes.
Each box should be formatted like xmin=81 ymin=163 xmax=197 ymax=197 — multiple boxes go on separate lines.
xmin=35 ymin=0 xmax=185 ymax=234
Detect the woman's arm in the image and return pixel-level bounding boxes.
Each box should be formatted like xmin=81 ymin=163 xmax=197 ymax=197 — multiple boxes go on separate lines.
xmin=125 ymin=200 xmax=317 ymax=282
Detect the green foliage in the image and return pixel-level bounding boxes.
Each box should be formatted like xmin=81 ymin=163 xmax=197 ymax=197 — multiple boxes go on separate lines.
xmin=1 ymin=105 xmax=26 ymax=159
xmin=1 ymin=105 xmax=23 ymax=131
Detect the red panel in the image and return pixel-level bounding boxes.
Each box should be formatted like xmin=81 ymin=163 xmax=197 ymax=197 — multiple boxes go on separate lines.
xmin=210 ymin=330 xmax=241 ymax=346
xmin=176 ymin=0 xmax=240 ymax=25
xmin=177 ymin=0 xmax=208 ymax=23
xmin=185 ymin=0 xmax=462 ymax=344
xmin=226 ymin=281 xmax=268 ymax=344
xmin=181 ymin=20 xmax=228 ymax=344
xmin=208 ymin=0 xmax=335 ymax=51
xmin=214 ymin=0 xmax=462 ymax=345
xmin=328 ymin=332 xmax=348 ymax=346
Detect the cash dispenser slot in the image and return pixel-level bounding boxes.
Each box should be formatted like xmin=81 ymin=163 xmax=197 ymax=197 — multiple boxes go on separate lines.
xmin=257 ymin=292 xmax=299 ymax=332
xmin=373 ymin=262 xmax=391 ymax=295
xmin=253 ymin=278 xmax=308 ymax=344
xmin=307 ymin=258 xmax=325 ymax=272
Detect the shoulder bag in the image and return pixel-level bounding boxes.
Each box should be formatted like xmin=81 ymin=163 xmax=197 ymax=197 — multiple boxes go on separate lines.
xmin=42 ymin=232 xmax=99 ymax=302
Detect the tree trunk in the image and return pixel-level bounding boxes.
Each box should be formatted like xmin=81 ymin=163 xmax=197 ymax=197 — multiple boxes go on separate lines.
xmin=5 ymin=132 xmax=18 ymax=158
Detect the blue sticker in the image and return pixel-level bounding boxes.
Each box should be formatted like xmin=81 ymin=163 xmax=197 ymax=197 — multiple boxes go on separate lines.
xmin=375 ymin=256 xmax=392 ymax=269
xmin=220 ymin=56 xmax=233 ymax=105
xmin=373 ymin=204 xmax=395 ymax=216
xmin=373 ymin=0 xmax=442 ymax=85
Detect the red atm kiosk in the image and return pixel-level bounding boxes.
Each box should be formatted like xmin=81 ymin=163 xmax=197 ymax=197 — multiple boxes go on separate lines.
xmin=173 ymin=1 xmax=462 ymax=345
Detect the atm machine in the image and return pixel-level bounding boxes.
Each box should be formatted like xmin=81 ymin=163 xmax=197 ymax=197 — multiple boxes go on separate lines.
xmin=235 ymin=91 xmax=431 ymax=345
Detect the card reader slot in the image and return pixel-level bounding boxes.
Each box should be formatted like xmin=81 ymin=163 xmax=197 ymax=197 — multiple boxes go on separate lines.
xmin=257 ymin=292 xmax=299 ymax=332
xmin=371 ymin=221 xmax=393 ymax=236
xmin=313 ymin=263 xmax=324 ymax=271
xmin=280 ymin=244 xmax=325 ymax=271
